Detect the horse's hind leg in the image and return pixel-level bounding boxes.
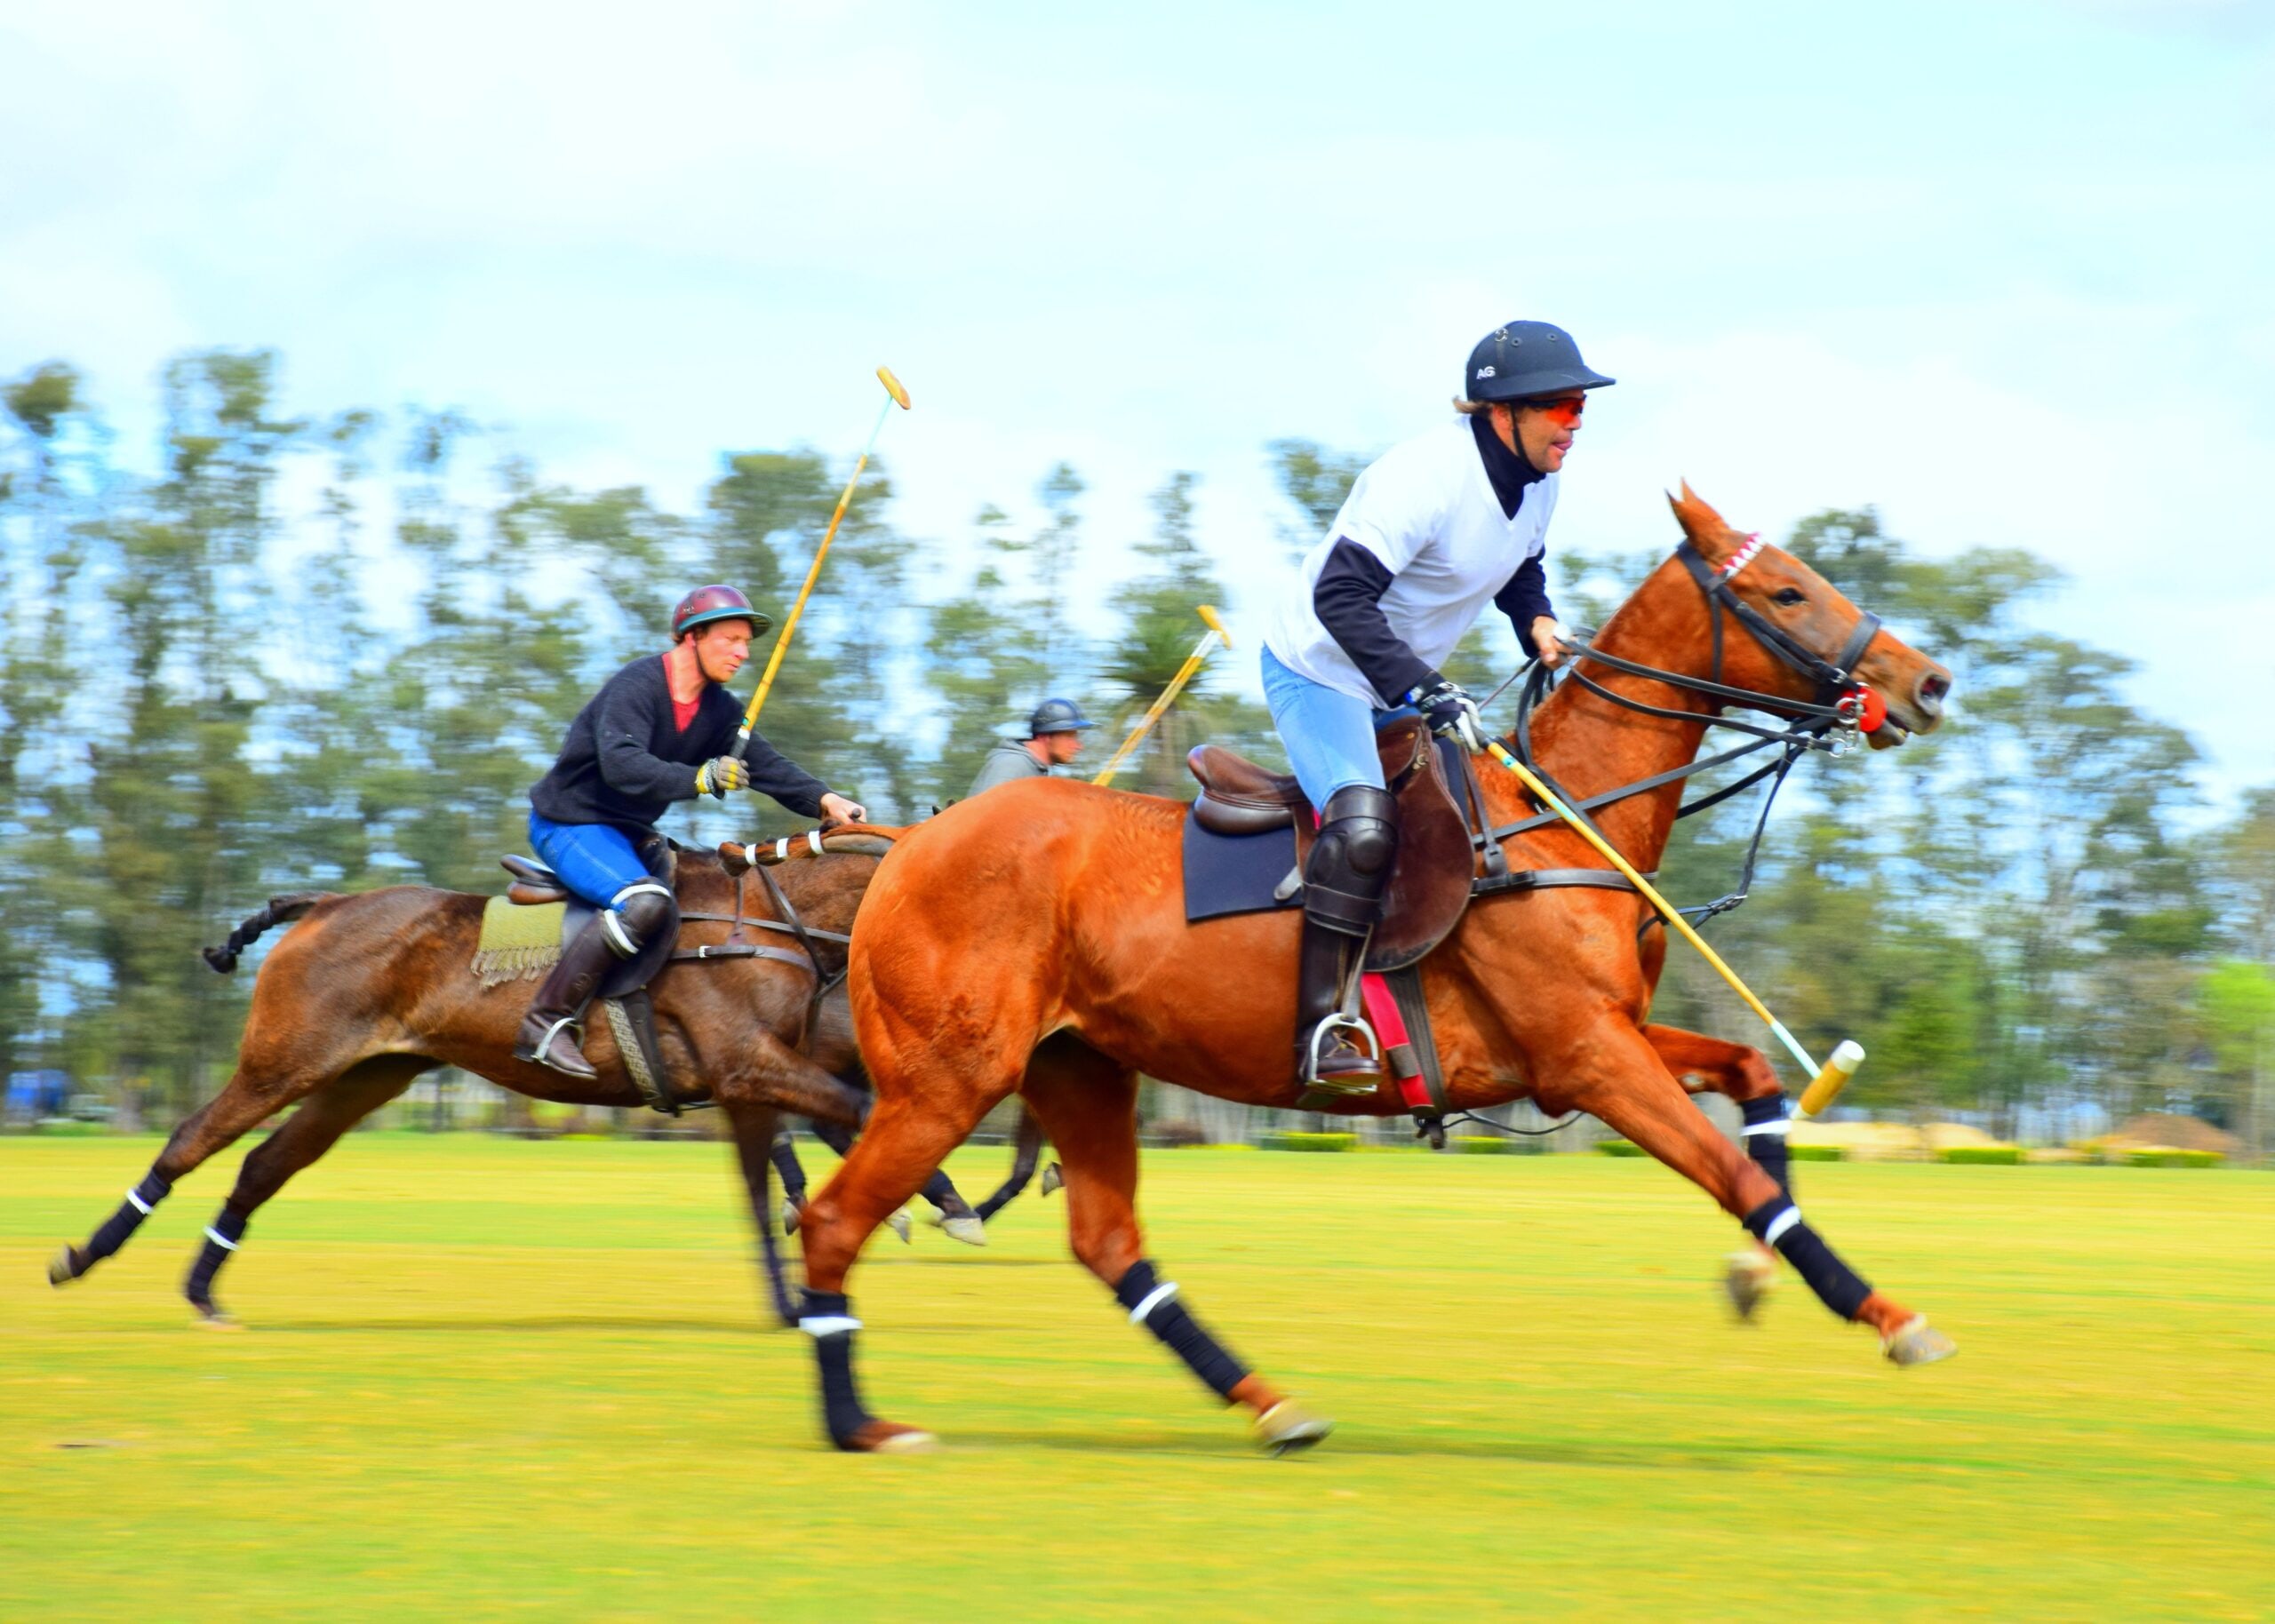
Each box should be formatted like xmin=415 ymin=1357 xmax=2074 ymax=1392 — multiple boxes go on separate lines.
xmin=180 ymin=1057 xmax=427 ymax=1324
xmin=1644 ymin=1023 xmax=1795 ymax=1320
xmin=1018 ymin=1038 xmax=1331 ymax=1455
xmin=51 ymin=1031 xmax=349 ymax=1289
xmin=723 ymin=1101 xmax=800 ymax=1330
xmin=1572 ymin=1022 xmax=1953 ymax=1366
xmin=972 ymin=1105 xmax=1050 ymax=1223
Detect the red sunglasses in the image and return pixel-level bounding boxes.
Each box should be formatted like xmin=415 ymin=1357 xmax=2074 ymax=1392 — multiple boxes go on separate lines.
xmin=1527 ymin=394 xmax=1587 ymax=426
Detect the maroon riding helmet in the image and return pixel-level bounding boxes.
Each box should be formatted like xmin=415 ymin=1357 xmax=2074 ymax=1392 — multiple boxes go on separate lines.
xmin=671 ymin=585 xmax=772 ymax=642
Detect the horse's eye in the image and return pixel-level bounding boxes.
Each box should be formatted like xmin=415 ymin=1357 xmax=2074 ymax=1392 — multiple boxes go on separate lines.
xmin=1773 ymin=588 xmax=1806 ymax=607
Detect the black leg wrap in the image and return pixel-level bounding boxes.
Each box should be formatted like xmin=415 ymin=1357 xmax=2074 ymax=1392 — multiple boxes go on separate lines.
xmin=1113 ymin=1260 xmax=1249 ymax=1402
xmin=801 ymin=1289 xmax=875 ymax=1445
xmin=973 ymin=1160 xmax=1034 ymax=1223
xmin=770 ymin=1132 xmax=808 ymax=1202
xmin=184 ymin=1206 xmax=249 ymax=1309
xmin=1741 ymin=1093 xmax=1793 ymax=1198
xmin=84 ymin=1171 xmax=173 ymax=1264
xmin=1742 ymin=1198 xmax=1872 ymax=1321
xmin=918 ymin=1168 xmax=965 ymax=1214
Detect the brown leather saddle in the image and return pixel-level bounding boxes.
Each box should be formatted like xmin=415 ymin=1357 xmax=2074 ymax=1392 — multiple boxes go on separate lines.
xmin=1187 ymin=716 xmax=1475 ymax=972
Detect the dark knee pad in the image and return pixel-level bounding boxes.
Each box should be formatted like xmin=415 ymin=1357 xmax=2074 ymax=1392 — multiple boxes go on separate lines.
xmin=1305 ymin=786 xmax=1400 ymax=933
xmin=608 ymin=880 xmax=677 ymax=956
xmin=1113 ymin=1259 xmax=1249 ymax=1401
xmin=1743 ymin=1197 xmax=1872 ymax=1320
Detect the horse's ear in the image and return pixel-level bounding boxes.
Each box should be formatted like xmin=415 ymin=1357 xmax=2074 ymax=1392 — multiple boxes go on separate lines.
xmin=1666 ymin=482 xmax=1736 ymax=560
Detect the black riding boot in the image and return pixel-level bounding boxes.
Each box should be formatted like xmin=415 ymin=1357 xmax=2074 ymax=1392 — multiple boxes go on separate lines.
xmin=513 ymin=916 xmax=619 ymax=1081
xmin=1296 ymin=784 xmax=1399 ymax=1091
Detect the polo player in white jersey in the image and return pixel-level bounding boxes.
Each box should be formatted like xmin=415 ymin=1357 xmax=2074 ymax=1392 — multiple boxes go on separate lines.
xmin=1260 ymin=320 xmax=1615 ymax=1088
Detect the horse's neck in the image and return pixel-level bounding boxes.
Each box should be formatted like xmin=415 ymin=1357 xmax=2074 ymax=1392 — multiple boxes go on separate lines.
xmin=1507 ymin=555 xmax=1718 ymax=872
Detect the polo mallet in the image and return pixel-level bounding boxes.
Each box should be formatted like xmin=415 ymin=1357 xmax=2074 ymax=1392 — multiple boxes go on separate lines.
xmin=1091 ymin=606 xmax=1233 ymax=788
xmin=731 ymin=366 xmax=913 ymax=759
xmin=1482 ymin=739 xmax=1864 ymax=1113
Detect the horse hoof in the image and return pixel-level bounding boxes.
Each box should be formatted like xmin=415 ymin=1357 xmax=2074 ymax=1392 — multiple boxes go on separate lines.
xmin=1882 ymin=1316 xmax=1957 ymax=1367
xmin=779 ymin=1198 xmax=802 ymax=1235
xmin=192 ymin=1305 xmax=242 ymax=1332
xmin=1722 ymin=1250 xmax=1775 ymax=1321
xmin=887 ymin=1210 xmax=912 ymax=1245
xmin=48 ymin=1246 xmax=86 ymax=1287
xmin=1041 ymin=1162 xmax=1064 ymax=1197
xmin=843 ymin=1419 xmax=936 ymax=1454
xmin=1253 ymin=1399 xmax=1334 ymax=1456
xmin=940 ymin=1215 xmax=986 ymax=1247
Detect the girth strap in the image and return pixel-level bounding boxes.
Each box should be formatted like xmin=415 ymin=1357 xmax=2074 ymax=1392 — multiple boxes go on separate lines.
xmin=1471 ymin=866 xmax=1651 ymax=900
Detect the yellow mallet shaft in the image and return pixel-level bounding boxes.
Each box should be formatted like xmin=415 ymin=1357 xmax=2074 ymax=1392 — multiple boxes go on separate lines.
xmin=734 ymin=367 xmax=911 ymax=755
xmin=1482 ymin=740 xmax=1863 ymax=1102
xmin=1092 ymin=606 xmax=1232 ymax=788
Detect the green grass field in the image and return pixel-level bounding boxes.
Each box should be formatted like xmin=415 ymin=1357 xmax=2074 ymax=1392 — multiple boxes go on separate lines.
xmin=4 ymin=1135 xmax=2270 ymax=1621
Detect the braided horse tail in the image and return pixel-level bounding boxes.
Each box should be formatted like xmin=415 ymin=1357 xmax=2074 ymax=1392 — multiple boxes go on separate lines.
xmin=202 ymin=893 xmax=335 ymax=974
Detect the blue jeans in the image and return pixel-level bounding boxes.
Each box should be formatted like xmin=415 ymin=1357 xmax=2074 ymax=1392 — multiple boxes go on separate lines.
xmin=1260 ymin=646 xmax=1414 ymax=813
xmin=527 ymin=812 xmax=664 ymax=910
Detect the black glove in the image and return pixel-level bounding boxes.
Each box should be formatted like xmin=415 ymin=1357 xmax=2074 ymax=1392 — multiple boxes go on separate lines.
xmin=1409 ymin=676 xmax=1485 ymax=752
xmin=695 ymin=756 xmax=751 ymax=800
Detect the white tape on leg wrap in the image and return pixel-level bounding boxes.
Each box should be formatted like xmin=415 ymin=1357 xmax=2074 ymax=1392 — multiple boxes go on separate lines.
xmin=799 ymin=1315 xmax=862 ymax=1338
xmin=1741 ymin=1118 xmax=1792 ymax=1138
xmin=1128 ymin=1281 xmax=1180 ymax=1325
xmin=204 ymin=1226 xmax=240 ymax=1252
xmin=125 ymin=1188 xmax=154 ymax=1214
xmin=1762 ymin=1207 xmax=1802 ymax=1247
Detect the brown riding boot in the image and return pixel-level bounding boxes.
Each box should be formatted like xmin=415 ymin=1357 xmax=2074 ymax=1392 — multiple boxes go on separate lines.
xmin=1295 ymin=784 xmax=1399 ymax=1091
xmin=513 ymin=916 xmax=619 ymax=1081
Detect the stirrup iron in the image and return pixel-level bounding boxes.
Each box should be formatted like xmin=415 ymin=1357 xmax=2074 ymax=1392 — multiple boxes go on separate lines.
xmin=1302 ymin=1012 xmax=1383 ymax=1095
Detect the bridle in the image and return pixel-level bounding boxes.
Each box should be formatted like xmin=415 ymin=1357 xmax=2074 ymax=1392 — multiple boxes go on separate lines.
xmin=1475 ymin=537 xmax=1888 ymax=929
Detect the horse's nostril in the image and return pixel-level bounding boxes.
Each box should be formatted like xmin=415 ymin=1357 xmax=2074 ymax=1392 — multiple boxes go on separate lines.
xmin=1916 ymin=672 xmax=1951 ymax=714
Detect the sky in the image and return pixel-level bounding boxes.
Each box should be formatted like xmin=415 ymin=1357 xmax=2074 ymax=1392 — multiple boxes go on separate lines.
xmin=4 ymin=0 xmax=2271 ymax=799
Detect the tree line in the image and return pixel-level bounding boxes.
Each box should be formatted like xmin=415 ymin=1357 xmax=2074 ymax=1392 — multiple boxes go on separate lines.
xmin=2 ymin=349 xmax=2267 ymax=1150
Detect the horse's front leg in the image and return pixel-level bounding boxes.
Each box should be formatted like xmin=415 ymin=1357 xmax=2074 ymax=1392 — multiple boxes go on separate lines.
xmin=1643 ymin=1023 xmax=1797 ymax=1320
xmin=1562 ymin=1018 xmax=1954 ymax=1366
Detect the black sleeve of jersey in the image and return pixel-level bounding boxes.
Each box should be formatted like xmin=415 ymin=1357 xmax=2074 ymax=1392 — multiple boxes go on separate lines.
xmin=1494 ymin=554 xmax=1556 ymax=658
xmin=1313 ymin=537 xmax=1436 ymax=705
xmin=736 ymin=729 xmax=831 ymax=820
xmin=595 ymin=671 xmax=703 ymax=803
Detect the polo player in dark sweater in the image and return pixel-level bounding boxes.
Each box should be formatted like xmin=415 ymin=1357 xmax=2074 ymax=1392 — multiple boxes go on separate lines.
xmin=516 ymin=584 xmax=866 ymax=1079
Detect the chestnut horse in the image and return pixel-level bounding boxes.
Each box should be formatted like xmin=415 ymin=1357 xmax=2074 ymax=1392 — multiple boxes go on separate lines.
xmin=48 ymin=845 xmax=891 ymax=1326
xmin=792 ymin=488 xmax=1959 ymax=1453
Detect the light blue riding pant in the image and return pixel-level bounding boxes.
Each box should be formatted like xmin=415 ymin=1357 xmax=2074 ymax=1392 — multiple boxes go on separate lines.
xmin=1259 ymin=645 xmax=1415 ymax=814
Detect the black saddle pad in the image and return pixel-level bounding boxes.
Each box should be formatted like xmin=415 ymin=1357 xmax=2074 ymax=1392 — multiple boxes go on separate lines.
xmin=1182 ymin=808 xmax=1299 ymax=924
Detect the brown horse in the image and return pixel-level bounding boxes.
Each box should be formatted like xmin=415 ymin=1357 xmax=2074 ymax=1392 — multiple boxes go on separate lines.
xmin=48 ymin=843 xmax=890 ymax=1326
xmin=791 ymin=487 xmax=1959 ymax=1453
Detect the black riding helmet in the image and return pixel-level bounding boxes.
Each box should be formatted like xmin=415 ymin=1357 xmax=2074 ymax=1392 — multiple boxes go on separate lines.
xmin=1464 ymin=322 xmax=1616 ymax=403
xmin=1028 ymin=697 xmax=1097 ymax=737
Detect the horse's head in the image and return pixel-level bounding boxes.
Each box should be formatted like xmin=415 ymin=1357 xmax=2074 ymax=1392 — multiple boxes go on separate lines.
xmin=1666 ymin=484 xmax=1951 ymax=747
